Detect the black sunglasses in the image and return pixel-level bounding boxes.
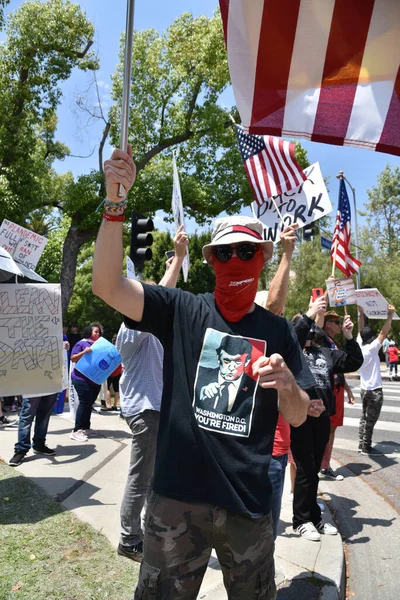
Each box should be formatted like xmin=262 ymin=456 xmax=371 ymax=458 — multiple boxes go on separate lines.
xmin=213 ymin=243 xmax=259 ymax=263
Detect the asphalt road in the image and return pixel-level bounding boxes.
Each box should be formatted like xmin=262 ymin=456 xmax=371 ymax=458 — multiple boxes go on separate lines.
xmin=323 ymin=376 xmax=400 ymax=600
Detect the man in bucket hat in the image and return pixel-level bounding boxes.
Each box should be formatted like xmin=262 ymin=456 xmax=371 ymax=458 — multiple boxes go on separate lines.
xmin=92 ymin=147 xmax=315 ymax=600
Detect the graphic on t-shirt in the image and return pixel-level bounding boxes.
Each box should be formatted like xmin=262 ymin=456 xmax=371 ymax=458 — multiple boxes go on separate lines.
xmin=193 ymin=328 xmax=266 ymax=438
xmin=307 ymin=350 xmax=330 ymax=389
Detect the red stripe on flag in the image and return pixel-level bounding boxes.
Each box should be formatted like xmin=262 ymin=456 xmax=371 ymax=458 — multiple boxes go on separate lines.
xmin=219 ymin=0 xmax=230 ymax=46
xmin=244 ymin=162 xmax=262 ymax=206
xmin=312 ymin=0 xmax=374 ymax=144
xmin=263 ymin=141 xmax=283 ymax=195
xmin=255 ymin=155 xmax=273 ymax=199
xmin=266 ymin=138 xmax=289 ymax=192
xmin=376 ymin=65 xmax=400 ymax=154
xmin=287 ymin=141 xmax=305 ymax=187
xmin=250 ymin=0 xmax=301 ymax=132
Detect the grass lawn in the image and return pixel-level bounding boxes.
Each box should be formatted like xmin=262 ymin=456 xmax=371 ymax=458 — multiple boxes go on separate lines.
xmin=0 ymin=462 xmax=139 ymax=600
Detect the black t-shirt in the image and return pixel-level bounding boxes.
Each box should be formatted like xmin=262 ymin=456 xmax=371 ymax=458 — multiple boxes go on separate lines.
xmin=125 ymin=285 xmax=315 ymax=517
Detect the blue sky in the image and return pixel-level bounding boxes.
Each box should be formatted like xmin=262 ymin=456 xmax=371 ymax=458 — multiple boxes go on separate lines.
xmin=4 ymin=0 xmax=399 ymax=234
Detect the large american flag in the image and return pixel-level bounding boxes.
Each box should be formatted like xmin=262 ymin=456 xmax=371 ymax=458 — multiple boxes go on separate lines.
xmin=331 ymin=179 xmax=361 ymax=277
xmin=236 ymin=125 xmax=307 ymax=204
xmin=220 ymin=0 xmax=400 ymax=156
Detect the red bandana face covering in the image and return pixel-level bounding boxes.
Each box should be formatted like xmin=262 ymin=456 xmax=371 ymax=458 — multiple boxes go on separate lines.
xmin=212 ymin=250 xmax=265 ymax=322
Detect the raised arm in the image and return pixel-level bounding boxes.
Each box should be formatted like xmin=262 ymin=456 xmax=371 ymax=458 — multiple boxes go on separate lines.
xmin=266 ymin=225 xmax=297 ymax=315
xmin=92 ymin=147 xmax=145 ymax=322
xmin=377 ymin=304 xmax=396 ymax=344
xmin=159 ymin=225 xmax=188 ymax=288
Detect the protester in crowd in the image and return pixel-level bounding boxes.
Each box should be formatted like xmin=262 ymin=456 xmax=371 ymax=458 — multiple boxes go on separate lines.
xmin=116 ymin=226 xmax=188 ymax=563
xmin=382 ymin=336 xmax=392 ymax=370
xmin=358 ymin=305 xmax=396 ymax=455
xmin=67 ymin=323 xmax=81 ymax=349
xmin=291 ymin=302 xmax=363 ymax=541
xmin=318 ymin=309 xmax=356 ymax=481
xmin=8 ymin=392 xmax=59 ymax=466
xmin=0 ymin=399 xmax=18 ymax=428
xmin=70 ymin=322 xmax=103 ymax=442
xmin=388 ymin=340 xmax=399 ymax=381
xmin=92 ymin=146 xmax=314 ymax=599
xmin=256 ymin=223 xmax=304 ymax=539
xmin=102 ymin=334 xmax=122 ymax=411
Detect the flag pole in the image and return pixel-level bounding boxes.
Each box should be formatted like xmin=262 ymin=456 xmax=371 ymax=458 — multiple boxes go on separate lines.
xmin=331 ymin=239 xmax=338 ymax=277
xmin=336 ymin=171 xmax=361 ymax=289
xmin=118 ymin=0 xmax=136 ymax=198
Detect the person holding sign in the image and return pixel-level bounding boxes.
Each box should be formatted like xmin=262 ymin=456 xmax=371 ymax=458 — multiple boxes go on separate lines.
xmin=357 ymin=305 xmax=396 ymax=455
xmin=92 ymin=147 xmax=314 ymax=600
xmin=70 ymin=323 xmax=103 ymax=442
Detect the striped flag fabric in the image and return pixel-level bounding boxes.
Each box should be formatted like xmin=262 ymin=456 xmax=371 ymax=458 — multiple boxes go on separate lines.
xmin=219 ymin=0 xmax=400 ymax=156
xmin=236 ymin=125 xmax=307 ymax=204
xmin=331 ymin=179 xmax=361 ymax=277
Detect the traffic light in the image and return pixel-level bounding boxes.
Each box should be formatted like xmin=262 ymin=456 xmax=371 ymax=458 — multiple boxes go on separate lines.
xmin=130 ymin=210 xmax=154 ymax=271
xmin=303 ymin=225 xmax=314 ymax=242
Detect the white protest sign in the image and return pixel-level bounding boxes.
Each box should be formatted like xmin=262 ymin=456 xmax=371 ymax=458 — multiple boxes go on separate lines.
xmin=126 ymin=256 xmax=136 ymax=280
xmin=0 ymin=284 xmax=63 ymax=395
xmin=355 ymin=288 xmax=400 ymax=320
xmin=326 ymin=277 xmax=357 ymax=308
xmin=172 ymin=154 xmax=190 ymax=282
xmin=252 ymin=162 xmax=332 ymax=243
xmin=0 ymin=219 xmax=48 ymax=270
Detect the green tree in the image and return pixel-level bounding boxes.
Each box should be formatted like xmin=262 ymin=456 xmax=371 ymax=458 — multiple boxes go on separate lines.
xmin=0 ymin=0 xmax=10 ymax=30
xmin=365 ymin=164 xmax=400 ymax=258
xmin=0 ymin=0 xmax=97 ymax=224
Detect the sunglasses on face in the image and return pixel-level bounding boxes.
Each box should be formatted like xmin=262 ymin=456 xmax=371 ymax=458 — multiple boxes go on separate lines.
xmin=213 ymin=243 xmax=259 ymax=263
xmin=331 ymin=320 xmax=341 ymax=326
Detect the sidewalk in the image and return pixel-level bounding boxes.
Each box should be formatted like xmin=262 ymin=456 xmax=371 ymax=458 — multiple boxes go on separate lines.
xmin=0 ymin=405 xmax=345 ymax=599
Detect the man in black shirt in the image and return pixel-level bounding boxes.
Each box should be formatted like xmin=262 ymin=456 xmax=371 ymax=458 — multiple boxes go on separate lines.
xmin=92 ymin=147 xmax=315 ymax=600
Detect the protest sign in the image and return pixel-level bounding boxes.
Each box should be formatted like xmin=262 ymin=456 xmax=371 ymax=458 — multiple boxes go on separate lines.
xmin=0 ymin=219 xmax=48 ymax=270
xmin=74 ymin=336 xmax=122 ymax=384
xmin=355 ymin=288 xmax=400 ymax=320
xmin=172 ymin=154 xmax=190 ymax=281
xmin=252 ymin=163 xmax=332 ymax=243
xmin=0 ymin=284 xmax=63 ymax=395
xmin=326 ymin=277 xmax=357 ymax=307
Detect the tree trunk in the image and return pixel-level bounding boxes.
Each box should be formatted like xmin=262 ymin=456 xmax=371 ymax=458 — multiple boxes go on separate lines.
xmin=60 ymin=224 xmax=95 ymax=318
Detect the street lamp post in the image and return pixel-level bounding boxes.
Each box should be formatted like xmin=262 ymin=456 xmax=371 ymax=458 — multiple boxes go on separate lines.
xmin=336 ymin=171 xmax=361 ymax=290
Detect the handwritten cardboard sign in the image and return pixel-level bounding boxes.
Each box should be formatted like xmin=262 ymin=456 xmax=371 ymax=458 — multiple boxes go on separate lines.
xmin=75 ymin=336 xmax=122 ymax=384
xmin=355 ymin=288 xmax=400 ymax=320
xmin=0 ymin=284 xmax=63 ymax=395
xmin=326 ymin=278 xmax=357 ymax=307
xmin=0 ymin=219 xmax=48 ymax=270
xmin=252 ymin=162 xmax=332 ymax=243
xmin=172 ymin=154 xmax=190 ymax=281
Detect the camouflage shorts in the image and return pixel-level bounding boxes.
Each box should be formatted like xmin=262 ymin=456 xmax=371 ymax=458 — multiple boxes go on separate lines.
xmin=133 ymin=492 xmax=276 ymax=600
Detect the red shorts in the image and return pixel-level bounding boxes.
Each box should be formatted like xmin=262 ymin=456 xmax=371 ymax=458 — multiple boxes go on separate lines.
xmin=330 ymin=385 xmax=345 ymax=428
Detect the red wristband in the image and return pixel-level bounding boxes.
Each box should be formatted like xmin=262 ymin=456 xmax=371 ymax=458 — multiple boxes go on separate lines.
xmin=103 ymin=212 xmax=125 ymax=222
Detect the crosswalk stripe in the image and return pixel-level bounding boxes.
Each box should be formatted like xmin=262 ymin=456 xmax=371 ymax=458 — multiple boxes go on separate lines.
xmin=332 ymin=437 xmax=400 ymax=458
xmin=342 ymin=416 xmax=400 ymax=432
xmin=346 ymin=403 xmax=400 ymax=414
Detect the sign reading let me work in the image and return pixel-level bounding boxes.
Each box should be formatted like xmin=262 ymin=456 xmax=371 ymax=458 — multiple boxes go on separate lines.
xmin=0 ymin=219 xmax=48 ymax=270
xmin=0 ymin=284 xmax=63 ymax=395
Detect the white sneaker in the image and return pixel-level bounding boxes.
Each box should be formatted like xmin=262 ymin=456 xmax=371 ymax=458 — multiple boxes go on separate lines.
xmin=70 ymin=430 xmax=88 ymax=442
xmin=82 ymin=429 xmax=95 ymax=437
xmin=295 ymin=522 xmax=321 ymax=541
xmin=316 ymin=521 xmax=338 ymax=535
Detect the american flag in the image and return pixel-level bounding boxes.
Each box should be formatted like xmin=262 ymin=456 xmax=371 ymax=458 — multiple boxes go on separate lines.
xmin=331 ymin=179 xmax=361 ymax=277
xmin=236 ymin=125 xmax=307 ymax=205
xmin=220 ymin=0 xmax=400 ymax=156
